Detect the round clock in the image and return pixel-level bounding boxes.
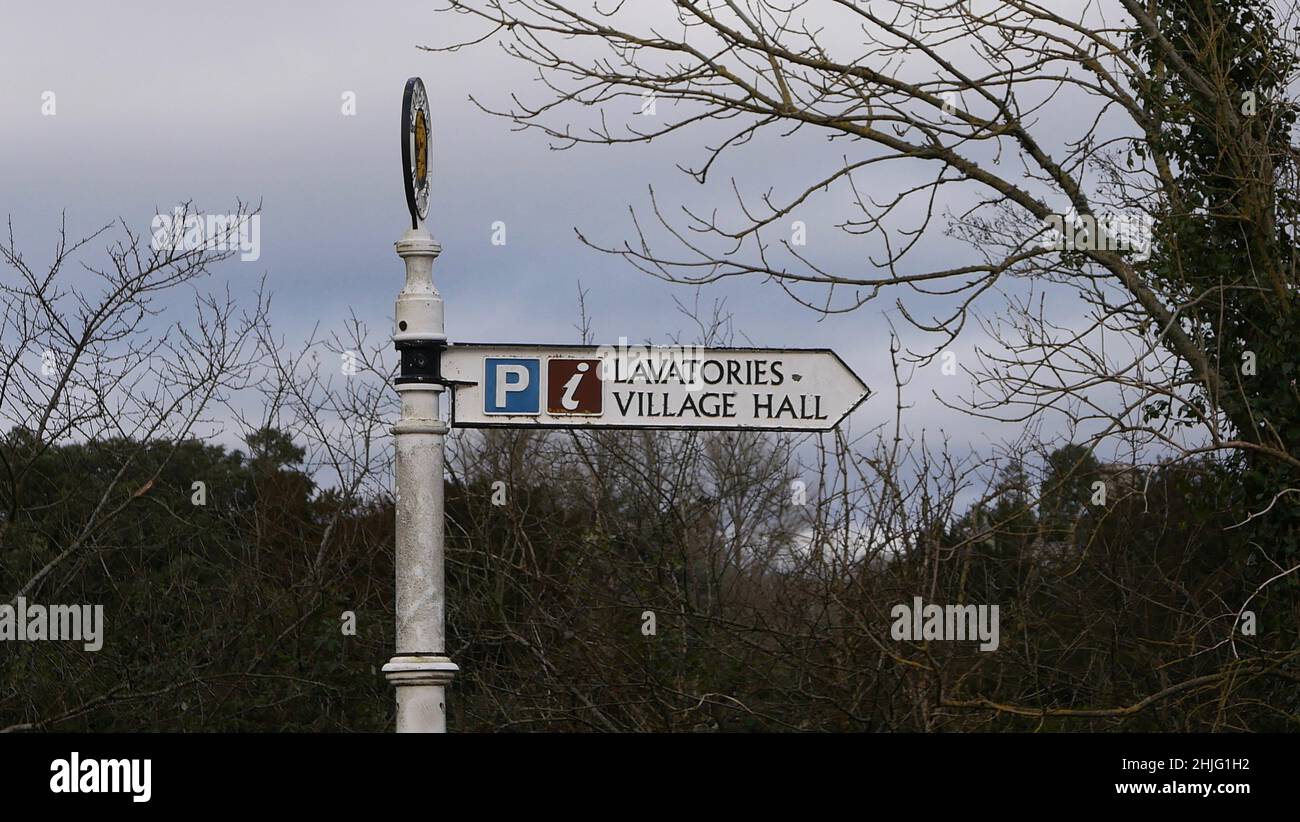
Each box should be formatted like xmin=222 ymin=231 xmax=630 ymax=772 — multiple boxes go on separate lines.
xmin=401 ymin=77 xmax=432 ymax=229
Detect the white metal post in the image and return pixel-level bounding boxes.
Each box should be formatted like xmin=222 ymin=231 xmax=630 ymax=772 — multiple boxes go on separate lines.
xmin=382 ymin=227 xmax=457 ymax=732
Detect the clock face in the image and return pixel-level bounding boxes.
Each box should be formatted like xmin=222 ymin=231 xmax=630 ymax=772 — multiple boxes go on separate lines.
xmin=402 ymin=78 xmax=432 ymax=229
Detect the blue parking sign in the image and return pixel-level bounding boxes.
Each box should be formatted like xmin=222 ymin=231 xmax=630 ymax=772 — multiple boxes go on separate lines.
xmin=484 ymin=358 xmax=540 ymax=414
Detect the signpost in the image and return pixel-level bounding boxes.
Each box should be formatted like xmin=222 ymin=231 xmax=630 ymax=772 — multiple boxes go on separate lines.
xmin=383 ymin=78 xmax=870 ymax=733
xmin=440 ymin=343 xmax=869 ymax=431
xmin=382 ymin=78 xmax=457 ymax=734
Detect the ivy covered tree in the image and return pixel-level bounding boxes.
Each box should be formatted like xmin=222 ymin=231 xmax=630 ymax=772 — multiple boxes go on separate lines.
xmin=1130 ymin=0 xmax=1300 ymax=552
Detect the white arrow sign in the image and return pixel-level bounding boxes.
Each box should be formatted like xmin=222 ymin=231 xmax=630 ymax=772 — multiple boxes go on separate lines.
xmin=440 ymin=342 xmax=869 ymax=431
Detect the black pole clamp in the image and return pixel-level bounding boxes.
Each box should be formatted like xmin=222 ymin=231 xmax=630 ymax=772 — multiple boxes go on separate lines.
xmin=395 ymin=339 xmax=447 ymax=385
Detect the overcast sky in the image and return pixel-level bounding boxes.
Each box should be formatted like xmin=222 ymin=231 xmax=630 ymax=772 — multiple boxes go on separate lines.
xmin=0 ymin=1 xmax=1128 ymax=463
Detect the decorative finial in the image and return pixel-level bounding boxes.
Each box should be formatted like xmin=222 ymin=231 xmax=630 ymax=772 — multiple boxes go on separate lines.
xmin=401 ymin=77 xmax=431 ymax=230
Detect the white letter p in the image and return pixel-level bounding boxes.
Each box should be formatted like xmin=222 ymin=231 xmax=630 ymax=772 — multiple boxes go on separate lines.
xmin=496 ymin=365 xmax=530 ymax=408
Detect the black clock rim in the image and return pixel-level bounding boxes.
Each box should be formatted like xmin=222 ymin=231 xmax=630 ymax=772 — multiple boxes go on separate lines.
xmin=401 ymin=77 xmax=427 ymax=230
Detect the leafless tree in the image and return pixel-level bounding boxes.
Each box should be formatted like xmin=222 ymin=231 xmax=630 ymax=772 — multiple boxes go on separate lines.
xmin=429 ymin=0 xmax=1300 ymax=727
xmin=434 ymin=0 xmax=1300 ymax=472
xmin=1 ymin=206 xmax=266 ymax=600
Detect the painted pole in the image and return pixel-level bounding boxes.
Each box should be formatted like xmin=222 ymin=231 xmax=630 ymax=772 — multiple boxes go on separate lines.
xmin=382 ymin=227 xmax=457 ymax=732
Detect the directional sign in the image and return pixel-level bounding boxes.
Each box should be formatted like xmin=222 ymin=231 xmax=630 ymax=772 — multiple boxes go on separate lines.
xmin=441 ymin=343 xmax=869 ymax=431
